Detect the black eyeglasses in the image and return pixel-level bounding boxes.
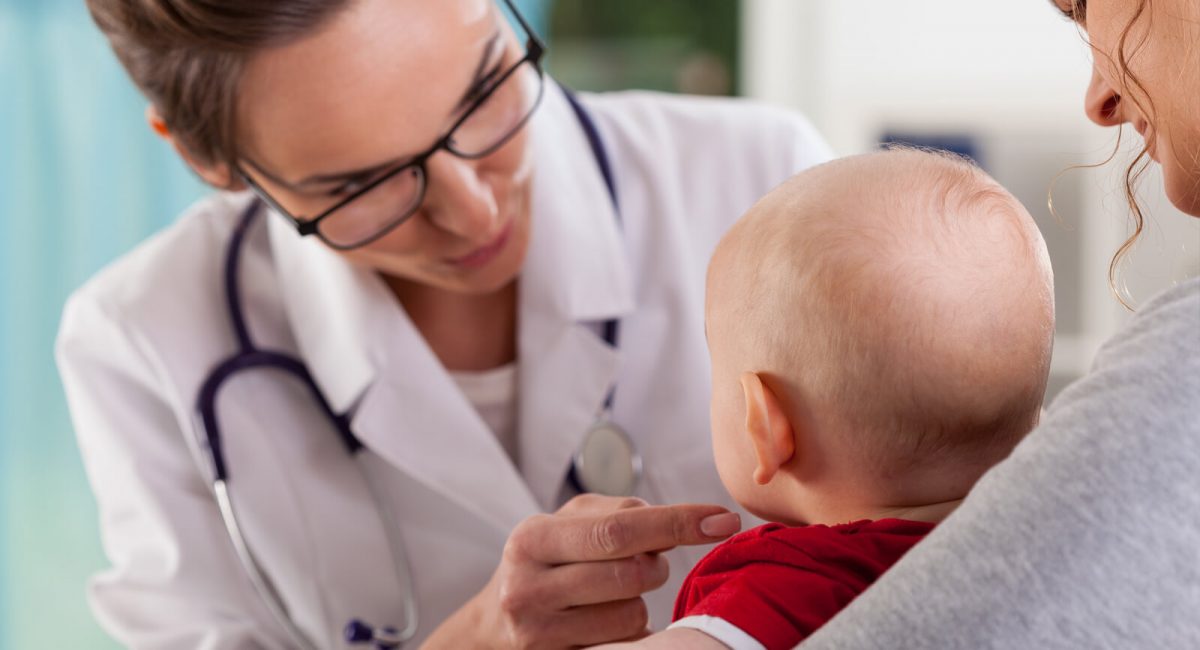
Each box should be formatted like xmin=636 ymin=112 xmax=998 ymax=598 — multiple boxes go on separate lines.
xmin=238 ymin=0 xmax=547 ymax=250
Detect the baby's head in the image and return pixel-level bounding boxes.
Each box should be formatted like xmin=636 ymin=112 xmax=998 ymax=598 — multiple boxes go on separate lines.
xmin=706 ymin=148 xmax=1054 ymax=525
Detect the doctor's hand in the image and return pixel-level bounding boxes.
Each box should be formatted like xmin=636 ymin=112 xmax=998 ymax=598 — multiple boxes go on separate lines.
xmin=423 ymin=495 xmax=741 ymax=650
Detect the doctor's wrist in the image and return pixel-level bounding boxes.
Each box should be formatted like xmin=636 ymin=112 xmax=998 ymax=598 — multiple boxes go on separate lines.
xmin=420 ymin=589 xmax=496 ymax=650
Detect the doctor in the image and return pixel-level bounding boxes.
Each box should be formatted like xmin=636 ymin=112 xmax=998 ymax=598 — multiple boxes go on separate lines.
xmin=59 ymin=0 xmax=831 ymax=648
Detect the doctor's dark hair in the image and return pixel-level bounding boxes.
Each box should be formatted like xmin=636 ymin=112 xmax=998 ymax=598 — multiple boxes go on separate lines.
xmin=86 ymin=0 xmax=353 ymax=180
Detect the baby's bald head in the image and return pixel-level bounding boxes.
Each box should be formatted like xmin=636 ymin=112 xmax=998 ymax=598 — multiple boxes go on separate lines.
xmin=707 ymin=149 xmax=1054 ymax=499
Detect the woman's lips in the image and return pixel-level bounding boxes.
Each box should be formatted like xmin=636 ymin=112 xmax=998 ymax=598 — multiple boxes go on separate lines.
xmin=447 ymin=220 xmax=514 ymax=270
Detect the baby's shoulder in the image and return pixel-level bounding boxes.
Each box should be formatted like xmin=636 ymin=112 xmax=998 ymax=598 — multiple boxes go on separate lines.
xmin=693 ymin=519 xmax=934 ymax=577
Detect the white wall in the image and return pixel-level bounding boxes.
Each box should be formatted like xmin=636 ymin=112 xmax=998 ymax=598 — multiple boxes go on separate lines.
xmin=744 ymin=0 xmax=1095 ymax=150
xmin=740 ymin=0 xmax=1200 ymax=397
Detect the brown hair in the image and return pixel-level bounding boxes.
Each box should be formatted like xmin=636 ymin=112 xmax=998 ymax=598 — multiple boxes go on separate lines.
xmin=1055 ymin=0 xmax=1157 ymax=308
xmin=1106 ymin=0 xmax=1157 ymax=308
xmin=86 ymin=1 xmax=353 ymax=178
xmin=719 ymin=149 xmax=1053 ymax=487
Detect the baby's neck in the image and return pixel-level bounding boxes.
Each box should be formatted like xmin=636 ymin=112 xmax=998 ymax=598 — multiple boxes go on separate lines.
xmin=860 ymin=498 xmax=964 ymax=524
xmin=798 ymin=496 xmax=965 ymax=527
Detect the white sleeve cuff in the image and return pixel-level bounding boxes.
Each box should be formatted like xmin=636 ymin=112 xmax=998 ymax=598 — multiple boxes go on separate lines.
xmin=667 ymin=615 xmax=766 ymax=650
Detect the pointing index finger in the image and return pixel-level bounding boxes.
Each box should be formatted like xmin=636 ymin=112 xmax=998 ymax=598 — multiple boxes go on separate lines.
xmin=534 ymin=504 xmax=742 ymax=565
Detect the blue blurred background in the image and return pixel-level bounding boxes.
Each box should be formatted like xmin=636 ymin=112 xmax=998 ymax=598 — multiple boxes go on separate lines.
xmin=2 ymin=2 xmax=206 ymax=648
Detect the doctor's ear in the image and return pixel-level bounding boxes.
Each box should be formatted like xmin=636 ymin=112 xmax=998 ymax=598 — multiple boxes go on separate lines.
xmin=739 ymin=372 xmax=795 ymax=485
xmin=145 ymin=104 xmax=239 ymax=189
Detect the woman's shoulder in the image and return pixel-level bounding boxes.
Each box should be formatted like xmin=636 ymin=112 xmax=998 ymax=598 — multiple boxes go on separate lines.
xmin=582 ymin=90 xmax=822 ymax=136
xmin=792 ymin=278 xmax=1199 ymax=650
xmin=62 ymin=191 xmax=261 ymax=322
xmin=1066 ymin=277 xmax=1200 ymax=410
xmin=57 ymin=191 xmax=277 ymax=383
xmin=1027 ymin=276 xmax=1200 ymax=486
xmin=580 ymin=90 xmax=833 ymax=180
xmin=1102 ymin=277 xmax=1200 ymax=359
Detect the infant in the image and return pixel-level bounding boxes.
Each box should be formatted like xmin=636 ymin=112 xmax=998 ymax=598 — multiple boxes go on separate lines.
xmin=598 ymin=148 xmax=1055 ymax=650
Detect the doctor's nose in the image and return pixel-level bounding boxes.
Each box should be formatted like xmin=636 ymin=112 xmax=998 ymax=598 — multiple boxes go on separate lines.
xmin=1083 ymin=63 xmax=1126 ymax=128
xmin=420 ymin=151 xmax=501 ymax=239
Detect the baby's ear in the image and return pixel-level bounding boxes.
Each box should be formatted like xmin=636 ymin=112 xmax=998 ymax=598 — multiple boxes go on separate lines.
xmin=739 ymin=372 xmax=795 ymax=485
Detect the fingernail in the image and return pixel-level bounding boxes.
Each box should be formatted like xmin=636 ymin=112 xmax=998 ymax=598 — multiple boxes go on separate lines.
xmin=700 ymin=512 xmax=741 ymax=538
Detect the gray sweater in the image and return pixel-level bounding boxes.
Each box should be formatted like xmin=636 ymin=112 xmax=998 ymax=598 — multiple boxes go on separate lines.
xmin=801 ymin=277 xmax=1200 ymax=649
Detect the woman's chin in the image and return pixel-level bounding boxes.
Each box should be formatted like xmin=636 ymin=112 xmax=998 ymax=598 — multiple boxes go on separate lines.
xmin=444 ymin=230 xmax=530 ymax=295
xmin=449 ymin=268 xmax=520 ymax=295
xmin=1162 ymin=162 xmax=1200 ymax=218
xmin=1165 ymin=187 xmax=1200 ymax=218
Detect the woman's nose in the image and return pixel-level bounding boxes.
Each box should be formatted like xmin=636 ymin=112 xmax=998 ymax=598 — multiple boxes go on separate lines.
xmin=1083 ymin=63 xmax=1125 ymax=128
xmin=421 ymin=151 xmax=500 ymax=239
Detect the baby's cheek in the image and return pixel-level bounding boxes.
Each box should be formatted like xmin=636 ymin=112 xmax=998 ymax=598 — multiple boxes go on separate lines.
xmin=709 ymin=365 xmax=754 ymax=501
xmin=712 ymin=428 xmax=757 ymax=509
xmin=709 ymin=417 xmax=737 ymax=489
xmin=711 ymin=435 xmax=741 ymax=498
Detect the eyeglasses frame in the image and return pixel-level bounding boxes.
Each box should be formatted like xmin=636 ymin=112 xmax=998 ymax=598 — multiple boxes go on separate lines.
xmin=237 ymin=0 xmax=547 ymax=251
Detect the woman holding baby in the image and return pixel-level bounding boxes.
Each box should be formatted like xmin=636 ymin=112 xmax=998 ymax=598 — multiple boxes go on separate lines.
xmin=801 ymin=0 xmax=1200 ymax=646
xmin=58 ymin=0 xmax=1198 ymax=648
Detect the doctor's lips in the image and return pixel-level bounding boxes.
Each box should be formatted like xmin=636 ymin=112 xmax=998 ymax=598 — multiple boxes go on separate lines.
xmin=446 ymin=220 xmax=514 ymax=269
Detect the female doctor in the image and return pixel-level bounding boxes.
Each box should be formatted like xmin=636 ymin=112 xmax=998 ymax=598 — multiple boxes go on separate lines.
xmin=58 ymin=0 xmax=831 ymax=648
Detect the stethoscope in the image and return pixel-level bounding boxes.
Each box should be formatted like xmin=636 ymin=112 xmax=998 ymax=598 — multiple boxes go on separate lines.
xmin=193 ymin=90 xmax=639 ymax=650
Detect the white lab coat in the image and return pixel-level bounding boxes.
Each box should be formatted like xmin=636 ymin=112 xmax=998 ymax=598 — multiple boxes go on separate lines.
xmin=57 ymin=85 xmax=832 ymax=649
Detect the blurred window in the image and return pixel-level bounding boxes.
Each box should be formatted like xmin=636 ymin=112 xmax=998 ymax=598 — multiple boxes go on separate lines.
xmin=544 ymin=0 xmax=741 ymax=96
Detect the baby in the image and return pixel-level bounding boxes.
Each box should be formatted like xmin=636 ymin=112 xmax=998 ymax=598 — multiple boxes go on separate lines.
xmin=598 ymin=148 xmax=1055 ymax=650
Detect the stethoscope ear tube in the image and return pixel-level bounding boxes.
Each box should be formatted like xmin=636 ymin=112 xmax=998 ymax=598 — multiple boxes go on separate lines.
xmin=214 ymin=480 xmax=321 ymax=650
xmin=205 ymin=417 xmax=418 ymax=649
xmin=356 ymin=456 xmax=419 ymax=644
xmin=199 ymin=350 xmax=419 ymax=647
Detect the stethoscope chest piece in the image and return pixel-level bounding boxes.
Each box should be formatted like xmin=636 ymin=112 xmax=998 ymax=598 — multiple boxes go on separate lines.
xmin=572 ymin=420 xmax=642 ymax=497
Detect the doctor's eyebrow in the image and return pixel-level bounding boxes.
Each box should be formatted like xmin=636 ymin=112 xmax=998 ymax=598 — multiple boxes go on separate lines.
xmin=284 ymin=30 xmax=505 ymax=190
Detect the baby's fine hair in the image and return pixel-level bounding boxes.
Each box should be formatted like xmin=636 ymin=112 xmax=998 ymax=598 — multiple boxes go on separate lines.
xmin=717 ymin=147 xmax=1055 ymax=479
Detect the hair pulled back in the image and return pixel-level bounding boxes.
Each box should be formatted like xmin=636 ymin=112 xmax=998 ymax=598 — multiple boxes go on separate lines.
xmin=86 ymin=0 xmax=353 ymax=175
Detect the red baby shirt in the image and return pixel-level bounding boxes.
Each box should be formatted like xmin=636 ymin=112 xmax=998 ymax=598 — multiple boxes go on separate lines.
xmin=671 ymin=519 xmax=934 ymax=650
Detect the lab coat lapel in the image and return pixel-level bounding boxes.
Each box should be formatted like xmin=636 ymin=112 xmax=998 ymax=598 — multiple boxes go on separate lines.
xmin=518 ymin=85 xmax=635 ymax=510
xmin=351 ymin=336 xmax=540 ymax=535
xmin=266 ymin=215 xmax=539 ymax=535
xmin=266 ymin=214 xmax=376 ymax=415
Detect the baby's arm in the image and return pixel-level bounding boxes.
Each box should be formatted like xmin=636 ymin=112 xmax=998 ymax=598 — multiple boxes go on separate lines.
xmin=591 ymin=627 xmax=728 ymax=650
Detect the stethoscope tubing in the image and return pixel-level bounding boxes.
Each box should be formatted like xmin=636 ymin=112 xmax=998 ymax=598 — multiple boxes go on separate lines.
xmin=197 ymin=200 xmax=420 ymax=649
xmin=196 ymin=347 xmax=359 ymax=481
xmin=196 ymin=86 xmax=622 ymax=648
xmin=214 ymin=479 xmax=320 ymax=650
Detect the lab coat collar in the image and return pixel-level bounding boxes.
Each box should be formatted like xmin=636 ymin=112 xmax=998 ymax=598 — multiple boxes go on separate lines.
xmin=268 ymin=214 xmax=542 ymax=532
xmin=265 ymin=212 xmax=382 ymax=415
xmin=524 ymin=83 xmax=635 ymax=323
xmin=264 ymin=84 xmax=633 ymax=411
xmin=265 ymin=80 xmax=635 ymax=522
xmin=517 ymin=83 xmax=636 ymax=509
